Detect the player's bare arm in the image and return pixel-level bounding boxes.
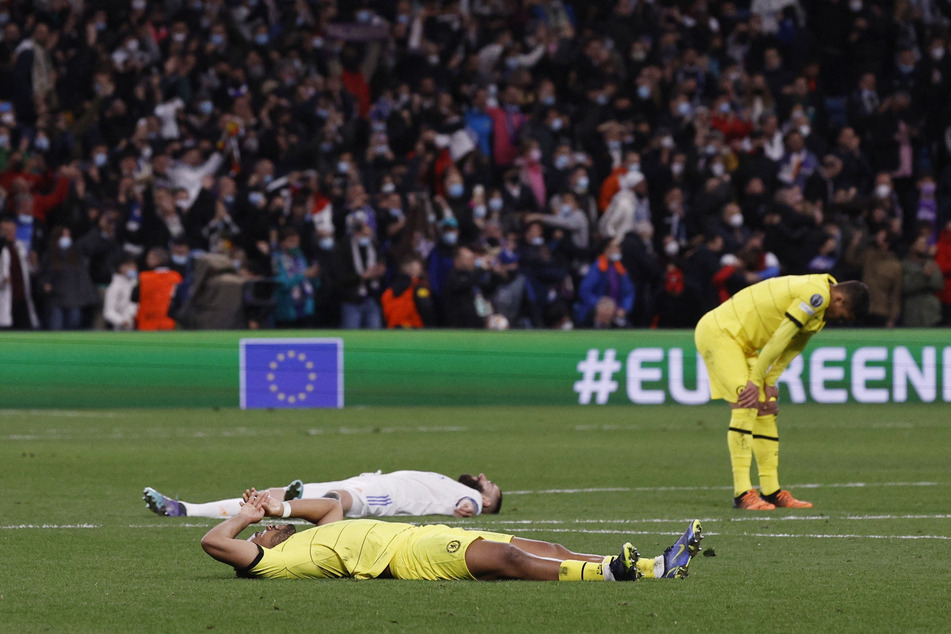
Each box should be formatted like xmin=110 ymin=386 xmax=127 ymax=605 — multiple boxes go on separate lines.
xmin=200 ymin=492 xmax=267 ymax=568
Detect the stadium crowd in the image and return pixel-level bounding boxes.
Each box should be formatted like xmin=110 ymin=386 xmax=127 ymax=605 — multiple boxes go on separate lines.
xmin=2 ymin=0 xmax=951 ymax=331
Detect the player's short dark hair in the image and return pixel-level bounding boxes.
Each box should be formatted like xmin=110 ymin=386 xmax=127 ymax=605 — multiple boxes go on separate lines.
xmin=836 ymin=280 xmax=870 ymax=323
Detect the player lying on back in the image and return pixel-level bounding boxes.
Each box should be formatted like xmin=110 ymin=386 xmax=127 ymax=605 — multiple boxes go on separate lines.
xmin=200 ymin=488 xmax=703 ymax=582
xmin=145 ymin=470 xmax=501 ymax=518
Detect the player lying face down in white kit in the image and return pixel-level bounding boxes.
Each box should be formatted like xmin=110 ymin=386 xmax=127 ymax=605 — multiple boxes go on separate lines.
xmin=144 ymin=470 xmax=502 ymax=518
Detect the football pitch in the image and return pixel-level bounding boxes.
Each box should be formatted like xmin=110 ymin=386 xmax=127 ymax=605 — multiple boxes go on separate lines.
xmin=1 ymin=403 xmax=949 ymax=633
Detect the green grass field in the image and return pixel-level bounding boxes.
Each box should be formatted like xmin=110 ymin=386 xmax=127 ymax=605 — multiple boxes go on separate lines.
xmin=1 ymin=403 xmax=949 ymax=633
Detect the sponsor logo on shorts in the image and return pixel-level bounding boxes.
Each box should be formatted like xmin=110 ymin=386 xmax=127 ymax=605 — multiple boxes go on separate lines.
xmin=810 ymin=293 xmax=824 ymax=308
xmin=446 ymin=540 xmax=461 ymax=553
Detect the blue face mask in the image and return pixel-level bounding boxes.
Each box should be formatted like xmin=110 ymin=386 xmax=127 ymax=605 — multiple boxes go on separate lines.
xmin=199 ymin=101 xmax=213 ymax=115
xmin=319 ymin=237 xmax=335 ymax=250
xmin=357 ymin=236 xmax=372 ymax=247
xmin=488 ymin=198 xmax=503 ymax=212
xmin=389 ymin=208 xmax=403 ymax=219
xmin=575 ymin=176 xmax=590 ymax=192
xmin=448 ymin=183 xmax=465 ymax=198
xmin=637 ymin=85 xmax=651 ymax=99
xmin=254 ymin=33 xmax=269 ymax=46
xmin=442 ymin=232 xmax=458 ymax=246
xmin=473 ymin=205 xmax=487 ymax=219
xmin=337 ymin=161 xmax=350 ymax=174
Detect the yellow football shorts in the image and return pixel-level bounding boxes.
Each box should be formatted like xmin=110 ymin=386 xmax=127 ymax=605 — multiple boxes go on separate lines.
xmin=387 ymin=525 xmax=514 ymax=581
xmin=695 ymin=312 xmax=756 ymax=402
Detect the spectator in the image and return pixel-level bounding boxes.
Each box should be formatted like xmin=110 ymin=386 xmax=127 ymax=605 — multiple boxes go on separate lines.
xmin=0 ymin=215 xmax=39 ymax=329
xmin=335 ymin=219 xmax=385 ymax=330
xmin=443 ymin=246 xmax=499 ymax=328
xmin=574 ymin=240 xmax=634 ymax=328
xmin=381 ymin=256 xmax=433 ymax=329
xmin=102 ymin=257 xmax=138 ymax=331
xmin=137 ymin=247 xmax=182 ymax=331
xmin=845 ymin=229 xmax=902 ymax=328
xmin=901 ymin=235 xmax=943 ymax=327
xmin=39 ymin=226 xmax=98 ymax=330
xmin=271 ymin=227 xmax=318 ymax=328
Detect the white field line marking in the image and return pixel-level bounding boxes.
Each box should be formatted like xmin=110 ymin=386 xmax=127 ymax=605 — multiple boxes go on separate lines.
xmin=1 ymin=425 xmax=470 ymax=441
xmin=507 ymin=482 xmax=941 ymax=494
xmin=502 ymin=527 xmax=951 ymax=540
xmin=0 ymin=410 xmax=118 ymax=418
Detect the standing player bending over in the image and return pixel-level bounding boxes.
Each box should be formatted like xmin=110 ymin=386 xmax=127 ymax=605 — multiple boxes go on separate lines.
xmin=145 ymin=470 xmax=501 ymax=518
xmin=695 ymin=274 xmax=868 ymax=510
xmin=200 ymin=489 xmax=703 ymax=582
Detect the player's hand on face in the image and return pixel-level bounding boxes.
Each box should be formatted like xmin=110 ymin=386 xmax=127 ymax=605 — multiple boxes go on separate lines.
xmin=454 ymin=499 xmax=475 ymax=518
xmin=737 ymin=380 xmax=760 ymax=409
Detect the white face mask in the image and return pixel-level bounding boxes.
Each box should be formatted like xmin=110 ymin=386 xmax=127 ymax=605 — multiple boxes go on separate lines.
xmin=664 ymin=241 xmax=680 ymax=257
xmin=711 ymin=162 xmax=725 ymax=177
xmin=728 ymin=213 xmax=744 ymax=228
xmin=58 ymin=236 xmax=73 ymax=250
xmin=875 ymin=184 xmax=892 ymax=199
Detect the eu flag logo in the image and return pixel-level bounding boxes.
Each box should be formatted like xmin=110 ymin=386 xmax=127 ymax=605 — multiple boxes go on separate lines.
xmin=240 ymin=338 xmax=343 ymax=409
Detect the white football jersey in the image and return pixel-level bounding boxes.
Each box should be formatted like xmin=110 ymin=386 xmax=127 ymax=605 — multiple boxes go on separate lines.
xmin=300 ymin=470 xmax=482 ymax=517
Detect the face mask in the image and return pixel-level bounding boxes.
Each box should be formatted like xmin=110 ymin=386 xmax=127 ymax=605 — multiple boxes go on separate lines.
xmin=711 ymin=162 xmax=725 ymax=177
xmin=357 ymin=236 xmax=372 ymax=247
xmin=448 ymin=183 xmax=465 ymax=198
xmin=530 ymin=236 xmax=545 ymax=246
xmin=248 ymin=191 xmax=265 ymax=206
xmin=661 ymin=136 xmax=675 ymax=149
xmin=389 ymin=207 xmax=403 ymax=219
xmin=173 ymin=32 xmax=187 ymax=43
xmin=126 ymin=39 xmax=140 ymax=52
xmin=849 ymin=0 xmax=862 ymax=11
xmin=664 ymin=241 xmax=680 ymax=257
xmin=704 ymin=144 xmax=717 ymax=155
xmin=474 ymin=257 xmax=484 ymax=269
xmin=528 ymin=148 xmax=542 ymax=162
xmin=549 ymin=118 xmax=563 ymax=131
xmin=473 ymin=204 xmax=487 ymax=219
xmin=596 ymin=94 xmax=609 ymax=106
xmin=677 ymin=101 xmax=692 ymax=117
xmin=35 ymin=136 xmax=50 ymax=152
xmin=58 ymin=236 xmax=73 ymax=250
xmin=0 ymin=135 xmax=7 ymax=147
xmin=932 ymin=47 xmax=945 ymax=61
xmin=553 ymin=154 xmax=570 ymax=170
xmin=254 ymin=33 xmax=269 ymax=46
xmin=607 ymin=140 xmax=621 ymax=151
xmin=875 ymin=184 xmax=892 ymax=198
xmin=488 ymin=198 xmax=503 ymax=212
xmin=380 ymin=182 xmax=396 ymax=193
xmin=442 ymin=232 xmax=458 ymax=245
xmin=559 ymin=203 xmax=573 ymax=216
xmin=428 ymin=55 xmax=440 ymax=65
xmin=132 ymin=0 xmax=147 ymax=10
xmin=628 ymin=162 xmax=641 ymax=174
xmin=718 ymin=102 xmax=731 ymax=114
xmin=171 ymin=253 xmax=189 ymax=266
xmin=728 ymin=213 xmax=743 ymax=227
xmin=337 ymin=161 xmax=350 ymax=174
xmin=210 ymin=34 xmax=224 ymax=46
xmin=319 ymin=237 xmax=335 ymax=250
xmin=631 ymin=49 xmax=647 ymax=62
xmin=0 ymin=113 xmax=13 ymax=125
xmin=199 ymin=101 xmax=213 ymax=115
xmin=175 ymin=199 xmax=190 ymax=210
xmin=125 ymin=269 xmax=138 ymax=280
xmin=671 ymin=162 xmax=685 ymax=176
xmin=608 ymin=252 xmax=622 ymax=262
xmin=541 ymin=95 xmax=555 ymax=106
xmin=356 ymin=9 xmax=372 ymax=23
xmin=799 ymin=125 xmax=811 ymax=137
xmin=637 ymin=85 xmax=651 ymax=99
xmin=18 ymin=214 xmax=33 ymax=225
xmin=93 ymin=152 xmax=108 ymax=167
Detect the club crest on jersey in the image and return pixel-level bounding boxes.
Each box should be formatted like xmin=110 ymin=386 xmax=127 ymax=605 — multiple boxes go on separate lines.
xmin=446 ymin=540 xmax=461 ymax=553
xmin=810 ymin=294 xmax=824 ymax=308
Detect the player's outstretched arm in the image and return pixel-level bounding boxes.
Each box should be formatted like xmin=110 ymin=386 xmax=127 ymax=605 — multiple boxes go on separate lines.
xmin=200 ymin=493 xmax=267 ymax=568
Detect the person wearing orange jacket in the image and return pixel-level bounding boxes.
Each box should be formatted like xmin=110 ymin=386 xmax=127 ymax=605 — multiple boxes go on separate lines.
xmin=136 ymin=247 xmax=182 ymax=331
xmin=381 ymin=256 xmax=434 ymax=328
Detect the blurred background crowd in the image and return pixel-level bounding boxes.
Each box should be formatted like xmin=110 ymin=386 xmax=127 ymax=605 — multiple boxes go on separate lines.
xmin=3 ymin=0 xmax=951 ymax=332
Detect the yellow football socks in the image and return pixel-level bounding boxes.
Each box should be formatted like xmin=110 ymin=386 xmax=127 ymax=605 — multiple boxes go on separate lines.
xmin=558 ymin=560 xmax=606 ymax=581
xmin=728 ymin=407 xmax=757 ymax=497
xmin=753 ymin=413 xmax=780 ymax=496
xmin=636 ymin=557 xmax=656 ymax=579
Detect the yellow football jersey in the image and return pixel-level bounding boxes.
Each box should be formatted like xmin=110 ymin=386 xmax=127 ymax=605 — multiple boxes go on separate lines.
xmin=709 ymin=274 xmax=836 ymax=353
xmin=248 ymin=519 xmax=414 ymax=579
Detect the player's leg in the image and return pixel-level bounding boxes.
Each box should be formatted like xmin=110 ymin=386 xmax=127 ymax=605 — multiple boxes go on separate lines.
xmin=695 ymin=319 xmax=769 ymax=509
xmin=465 ymin=539 xmax=636 ymax=581
xmin=143 ymin=487 xmax=241 ymax=518
xmin=754 ymin=400 xmax=812 ymax=507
